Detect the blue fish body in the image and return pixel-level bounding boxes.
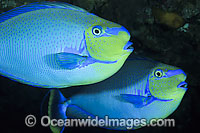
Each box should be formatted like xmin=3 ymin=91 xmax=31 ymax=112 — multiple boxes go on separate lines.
xmin=48 ymin=56 xmax=188 ymax=132
xmin=0 ymin=2 xmax=133 ymax=88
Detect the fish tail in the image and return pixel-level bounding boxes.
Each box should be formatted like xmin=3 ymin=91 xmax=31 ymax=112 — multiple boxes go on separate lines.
xmin=40 ymin=89 xmax=52 ymax=116
xmin=48 ymin=89 xmax=69 ymax=133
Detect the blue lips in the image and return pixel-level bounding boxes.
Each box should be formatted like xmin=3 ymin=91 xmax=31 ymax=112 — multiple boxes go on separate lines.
xmin=177 ymin=81 xmax=188 ymax=90
xmin=123 ymin=41 xmax=134 ymax=51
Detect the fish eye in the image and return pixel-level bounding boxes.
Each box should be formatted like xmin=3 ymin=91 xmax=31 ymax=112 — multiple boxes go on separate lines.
xmin=92 ymin=26 xmax=102 ymax=36
xmin=154 ymin=69 xmax=163 ymax=78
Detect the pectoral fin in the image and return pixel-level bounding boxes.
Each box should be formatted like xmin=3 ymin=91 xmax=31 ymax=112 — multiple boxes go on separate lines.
xmin=55 ymin=53 xmax=88 ymax=69
xmin=120 ymin=94 xmax=154 ymax=108
xmin=45 ymin=53 xmax=89 ymax=70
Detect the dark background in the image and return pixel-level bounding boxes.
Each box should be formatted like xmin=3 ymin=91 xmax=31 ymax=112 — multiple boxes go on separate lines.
xmin=0 ymin=0 xmax=199 ymax=132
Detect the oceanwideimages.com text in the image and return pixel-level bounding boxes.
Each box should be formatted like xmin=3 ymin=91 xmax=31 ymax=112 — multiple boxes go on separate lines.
xmin=25 ymin=115 xmax=175 ymax=129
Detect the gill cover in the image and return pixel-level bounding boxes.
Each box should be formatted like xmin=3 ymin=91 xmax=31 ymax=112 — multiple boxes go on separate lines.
xmin=85 ymin=18 xmax=131 ymax=61
xmin=149 ymin=64 xmax=187 ymax=100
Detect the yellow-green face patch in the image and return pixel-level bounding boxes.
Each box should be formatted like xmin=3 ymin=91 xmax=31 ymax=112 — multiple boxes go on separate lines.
xmin=149 ymin=64 xmax=187 ymax=100
xmin=85 ymin=17 xmax=132 ymax=61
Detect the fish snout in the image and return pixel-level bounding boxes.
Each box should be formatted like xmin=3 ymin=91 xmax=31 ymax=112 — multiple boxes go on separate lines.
xmin=165 ymin=69 xmax=188 ymax=91
xmin=106 ymin=26 xmax=134 ymax=52
xmin=118 ymin=26 xmax=134 ymax=52
xmin=118 ymin=26 xmax=131 ymax=39
xmin=117 ymin=26 xmax=131 ymax=42
xmin=105 ymin=26 xmax=132 ymax=44
xmin=177 ymin=69 xmax=187 ymax=82
xmin=174 ymin=69 xmax=188 ymax=91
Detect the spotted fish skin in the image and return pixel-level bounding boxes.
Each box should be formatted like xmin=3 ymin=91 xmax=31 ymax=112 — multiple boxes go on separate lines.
xmin=48 ymin=56 xmax=188 ymax=131
xmin=0 ymin=2 xmax=133 ymax=88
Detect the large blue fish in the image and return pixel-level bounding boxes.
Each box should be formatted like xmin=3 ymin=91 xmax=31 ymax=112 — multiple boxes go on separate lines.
xmin=48 ymin=56 xmax=188 ymax=132
xmin=0 ymin=2 xmax=133 ymax=88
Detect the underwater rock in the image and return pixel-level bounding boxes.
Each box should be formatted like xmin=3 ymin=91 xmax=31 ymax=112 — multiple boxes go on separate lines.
xmin=0 ymin=0 xmax=16 ymax=8
xmin=181 ymin=1 xmax=200 ymax=19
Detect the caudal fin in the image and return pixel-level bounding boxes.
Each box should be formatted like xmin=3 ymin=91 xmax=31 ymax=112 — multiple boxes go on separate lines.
xmin=48 ymin=89 xmax=68 ymax=133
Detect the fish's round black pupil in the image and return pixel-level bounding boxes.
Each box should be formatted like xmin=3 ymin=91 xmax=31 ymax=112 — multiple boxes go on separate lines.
xmin=157 ymin=72 xmax=161 ymax=76
xmin=95 ymin=29 xmax=100 ymax=34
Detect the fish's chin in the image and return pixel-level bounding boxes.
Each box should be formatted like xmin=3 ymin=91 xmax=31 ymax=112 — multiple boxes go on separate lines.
xmin=177 ymin=81 xmax=188 ymax=91
xmin=123 ymin=41 xmax=134 ymax=52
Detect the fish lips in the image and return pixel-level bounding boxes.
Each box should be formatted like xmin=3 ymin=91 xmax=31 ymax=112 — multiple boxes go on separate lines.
xmin=177 ymin=81 xmax=188 ymax=91
xmin=123 ymin=41 xmax=134 ymax=52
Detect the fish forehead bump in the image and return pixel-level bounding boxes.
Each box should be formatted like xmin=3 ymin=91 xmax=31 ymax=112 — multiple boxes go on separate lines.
xmin=105 ymin=26 xmax=130 ymax=39
xmin=148 ymin=63 xmax=187 ymax=100
xmin=166 ymin=69 xmax=187 ymax=78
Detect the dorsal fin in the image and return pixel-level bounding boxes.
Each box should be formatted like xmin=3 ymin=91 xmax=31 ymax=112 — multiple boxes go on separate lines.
xmin=0 ymin=2 xmax=88 ymax=23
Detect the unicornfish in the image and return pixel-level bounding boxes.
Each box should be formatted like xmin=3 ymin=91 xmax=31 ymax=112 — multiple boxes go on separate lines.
xmin=0 ymin=2 xmax=133 ymax=88
xmin=48 ymin=56 xmax=188 ymax=132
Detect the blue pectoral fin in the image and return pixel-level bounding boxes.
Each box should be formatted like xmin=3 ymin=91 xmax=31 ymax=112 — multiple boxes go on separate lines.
xmin=45 ymin=53 xmax=90 ymax=70
xmin=48 ymin=89 xmax=68 ymax=133
xmin=67 ymin=104 xmax=95 ymax=119
xmin=55 ymin=53 xmax=88 ymax=70
xmin=120 ymin=94 xmax=155 ymax=108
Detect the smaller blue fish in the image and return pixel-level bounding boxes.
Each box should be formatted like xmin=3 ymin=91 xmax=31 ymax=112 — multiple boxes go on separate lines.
xmin=48 ymin=56 xmax=188 ymax=132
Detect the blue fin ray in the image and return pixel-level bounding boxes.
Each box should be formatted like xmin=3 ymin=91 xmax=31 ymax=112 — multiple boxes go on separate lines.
xmin=56 ymin=53 xmax=87 ymax=70
xmin=120 ymin=94 xmax=154 ymax=108
xmin=45 ymin=53 xmax=88 ymax=70
xmin=120 ymin=94 xmax=173 ymax=108
xmin=0 ymin=1 xmax=88 ymax=23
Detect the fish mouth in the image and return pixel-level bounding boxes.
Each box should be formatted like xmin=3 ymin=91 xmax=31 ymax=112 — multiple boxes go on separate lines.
xmin=177 ymin=81 xmax=188 ymax=90
xmin=123 ymin=41 xmax=134 ymax=52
